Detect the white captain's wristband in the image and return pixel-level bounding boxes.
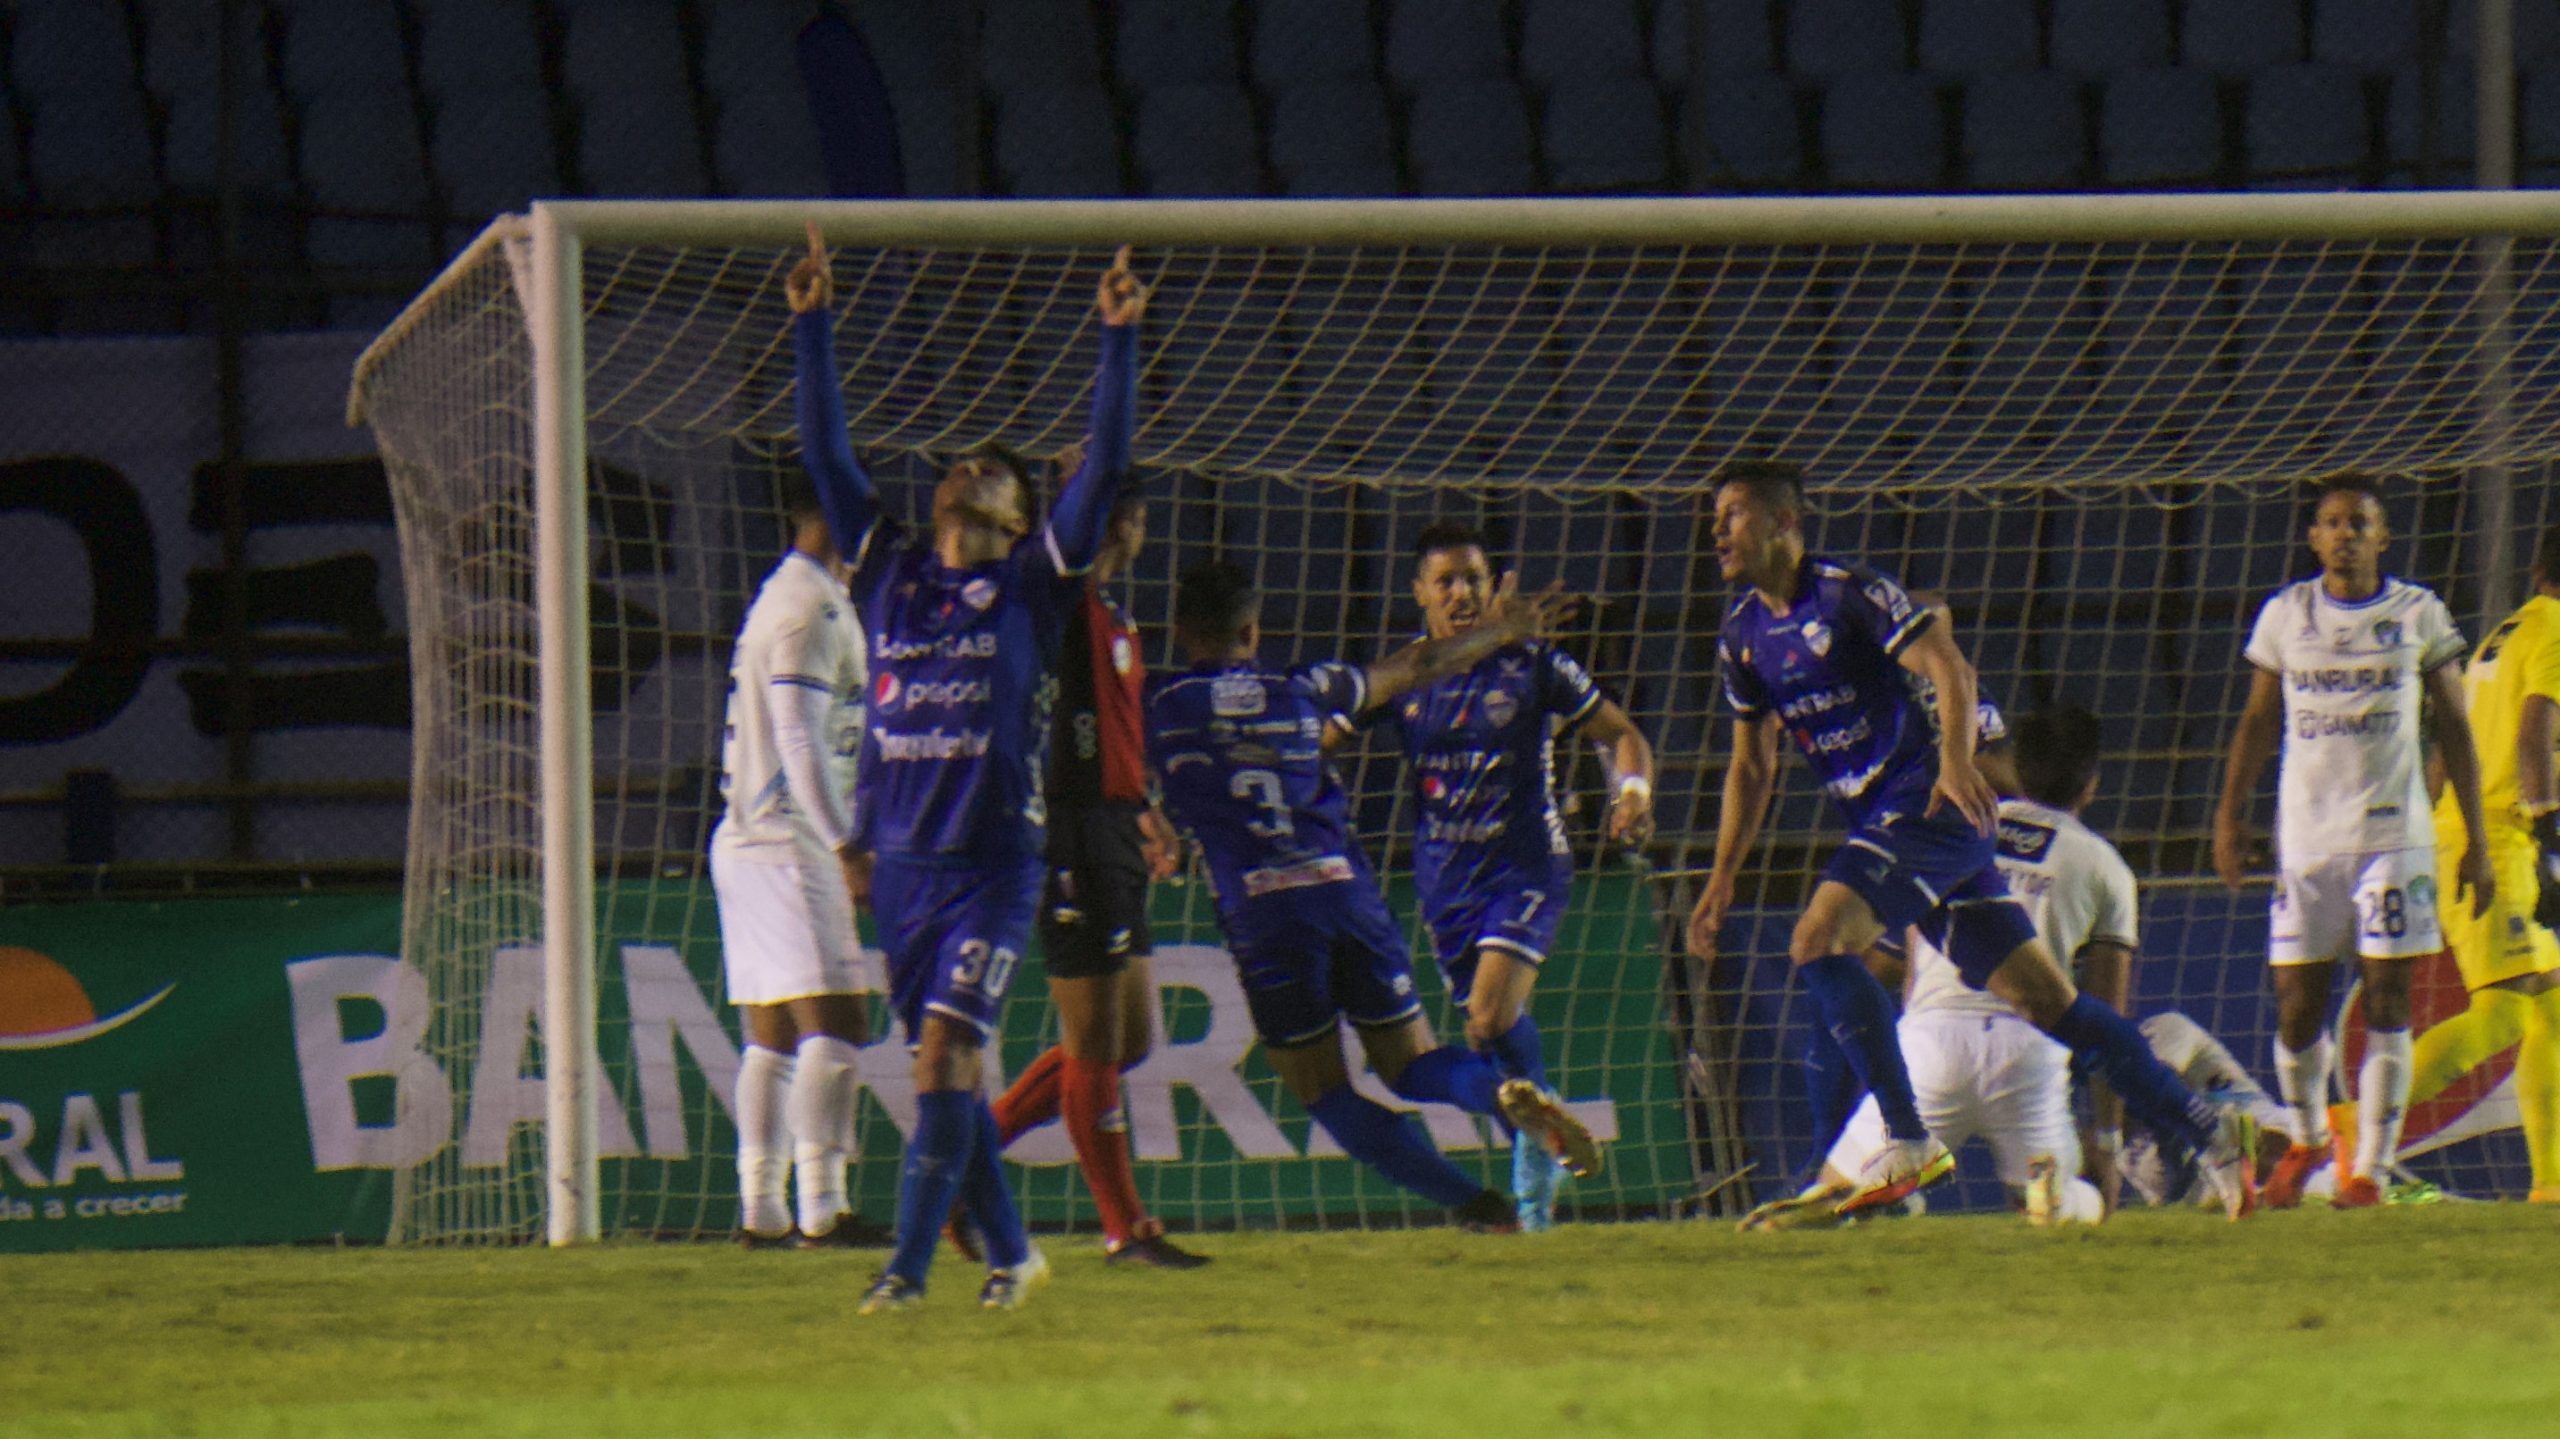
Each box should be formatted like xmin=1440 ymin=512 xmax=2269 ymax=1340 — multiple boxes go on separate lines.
xmin=1616 ymin=775 xmax=1652 ymax=802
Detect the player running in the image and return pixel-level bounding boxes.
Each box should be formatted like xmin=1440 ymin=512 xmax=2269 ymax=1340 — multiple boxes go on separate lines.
xmin=1149 ymin=561 xmax=1601 ymax=1229
xmin=1687 ymin=463 xmax=2258 ymax=1220
xmin=786 ymin=225 xmax=1147 ymax=1312
xmin=985 ymin=478 xmax=1208 ymax=1267
xmin=2214 ymin=476 xmax=2494 ymax=1210
xmin=1349 ymin=521 xmax=1655 ymax=1229
xmin=709 ymin=477 xmax=885 ymax=1249
xmin=1743 ymin=707 xmax=2137 ymax=1230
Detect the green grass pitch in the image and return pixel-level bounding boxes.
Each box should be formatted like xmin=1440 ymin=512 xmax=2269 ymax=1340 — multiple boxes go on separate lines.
xmin=10 ymin=1206 xmax=2557 ymax=1437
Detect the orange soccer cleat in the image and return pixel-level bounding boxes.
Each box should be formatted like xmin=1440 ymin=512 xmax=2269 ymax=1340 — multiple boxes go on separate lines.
xmin=2331 ymin=1174 xmax=2386 ymax=1209
xmin=2258 ymin=1143 xmax=2332 ymax=1210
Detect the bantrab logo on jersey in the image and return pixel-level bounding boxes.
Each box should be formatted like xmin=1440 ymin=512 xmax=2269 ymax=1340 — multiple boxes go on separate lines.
xmin=1996 ymin=816 xmax=2056 ymax=863
xmin=1211 ymin=676 xmax=1267 ymax=717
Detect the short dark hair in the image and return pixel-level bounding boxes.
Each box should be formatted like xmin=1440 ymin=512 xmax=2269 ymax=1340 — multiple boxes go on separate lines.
xmin=1174 ymin=560 xmax=1259 ymax=644
xmin=1412 ymin=520 xmax=1492 ymax=568
xmin=963 ymin=440 xmax=1029 ymax=485
xmin=2308 ymin=469 xmax=2385 ymax=517
xmin=2535 ymin=522 xmax=2560 ymax=585
xmin=778 ymin=475 xmax=827 ymax=528
xmin=1713 ymin=459 xmax=1806 ymax=517
xmin=2012 ymin=706 xmax=2105 ymax=809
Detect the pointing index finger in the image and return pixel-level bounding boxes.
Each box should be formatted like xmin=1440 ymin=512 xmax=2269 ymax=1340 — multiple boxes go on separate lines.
xmin=805 ymin=219 xmax=826 ymax=262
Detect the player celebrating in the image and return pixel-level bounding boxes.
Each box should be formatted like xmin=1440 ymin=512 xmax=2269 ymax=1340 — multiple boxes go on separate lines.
xmin=985 ymin=481 xmax=1208 ymax=1267
xmin=1149 ymin=562 xmax=1601 ymax=1227
xmin=709 ymin=478 xmax=882 ymax=1248
xmin=786 ymin=226 xmax=1147 ymax=1312
xmin=1357 ymin=521 xmax=1655 ymax=1230
xmin=1687 ymin=463 xmax=2257 ymax=1219
xmin=2214 ymin=476 xmax=2494 ymax=1209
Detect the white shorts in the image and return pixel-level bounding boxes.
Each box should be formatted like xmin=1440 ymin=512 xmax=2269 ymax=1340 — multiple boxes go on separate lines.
xmin=2268 ymin=846 xmax=2442 ymax=966
xmin=1829 ymin=1009 xmax=2078 ymax=1187
xmin=710 ymin=841 xmax=860 ymax=1005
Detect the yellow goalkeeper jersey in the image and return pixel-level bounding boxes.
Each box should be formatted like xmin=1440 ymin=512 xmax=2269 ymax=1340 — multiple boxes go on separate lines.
xmin=2436 ymin=592 xmax=2560 ymax=828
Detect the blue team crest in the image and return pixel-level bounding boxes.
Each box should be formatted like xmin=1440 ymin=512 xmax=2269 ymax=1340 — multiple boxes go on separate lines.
xmin=960 ymin=577 xmax=998 ymax=611
xmin=1801 ymin=620 xmax=1832 ymax=657
xmin=1481 ymin=690 xmax=1519 ymax=728
xmin=2374 ymin=618 xmax=2402 ymax=647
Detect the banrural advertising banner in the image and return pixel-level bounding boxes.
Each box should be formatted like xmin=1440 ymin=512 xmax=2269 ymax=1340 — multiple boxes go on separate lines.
xmin=0 ymin=874 xmax=1685 ymax=1251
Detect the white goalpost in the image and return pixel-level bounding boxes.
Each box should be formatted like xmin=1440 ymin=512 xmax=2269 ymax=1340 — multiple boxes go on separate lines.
xmin=352 ymin=195 xmax=2560 ymax=1246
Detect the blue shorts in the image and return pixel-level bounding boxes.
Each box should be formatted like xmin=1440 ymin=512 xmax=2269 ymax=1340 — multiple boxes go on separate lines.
xmin=1223 ymin=883 xmax=1425 ymax=1047
xmin=1823 ymin=804 xmax=2036 ymax=987
xmin=870 ymin=853 xmax=1043 ymax=1042
xmin=1420 ymin=859 xmax=1570 ymax=1005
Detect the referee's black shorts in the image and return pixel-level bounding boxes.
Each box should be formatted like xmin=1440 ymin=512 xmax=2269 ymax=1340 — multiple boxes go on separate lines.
xmin=1039 ymin=804 xmax=1153 ymax=980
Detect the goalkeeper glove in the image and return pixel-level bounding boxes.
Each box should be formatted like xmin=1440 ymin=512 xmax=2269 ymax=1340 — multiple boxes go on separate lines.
xmin=2535 ymin=809 xmax=2560 ymax=934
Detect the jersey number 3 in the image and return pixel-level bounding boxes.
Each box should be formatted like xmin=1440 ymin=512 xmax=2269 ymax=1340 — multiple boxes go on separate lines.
xmin=1231 ymin=769 xmax=1294 ymax=839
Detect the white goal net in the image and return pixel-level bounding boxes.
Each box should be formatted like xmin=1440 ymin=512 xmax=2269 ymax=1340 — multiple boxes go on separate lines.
xmin=350 ymin=198 xmax=2560 ymax=1245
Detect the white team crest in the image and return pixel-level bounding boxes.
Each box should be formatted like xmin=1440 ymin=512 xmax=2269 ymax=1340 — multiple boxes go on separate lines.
xmin=2374 ymin=618 xmax=2401 ymax=647
xmin=1212 ymin=676 xmax=1266 ymax=717
xmin=1111 ymin=634 xmax=1135 ymax=674
xmin=1802 ymin=620 xmax=1832 ymax=657
xmin=960 ymin=577 xmax=998 ymax=611
xmin=1481 ymin=690 xmax=1519 ymax=727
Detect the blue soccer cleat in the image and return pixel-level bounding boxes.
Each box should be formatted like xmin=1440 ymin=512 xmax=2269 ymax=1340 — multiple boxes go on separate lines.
xmin=1512 ymin=1130 xmax=1563 ymax=1232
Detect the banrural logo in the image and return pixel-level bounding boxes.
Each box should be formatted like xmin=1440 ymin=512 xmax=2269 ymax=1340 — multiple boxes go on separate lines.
xmin=0 ymin=947 xmax=188 ymax=1225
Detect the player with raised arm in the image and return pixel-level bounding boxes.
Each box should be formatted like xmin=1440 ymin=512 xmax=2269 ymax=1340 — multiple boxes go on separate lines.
xmin=785 ymin=225 xmax=1148 ymax=1312
xmin=709 ymin=478 xmax=885 ymax=1249
xmin=2215 ymin=476 xmax=2494 ymax=1210
xmin=1150 ymin=562 xmax=1601 ymax=1228
xmin=1687 ymin=463 xmax=2258 ymax=1220
xmin=983 ymin=479 xmax=1207 ymax=1268
xmin=1359 ymin=522 xmax=1654 ymax=1229
xmin=1742 ymin=707 xmax=2139 ymax=1230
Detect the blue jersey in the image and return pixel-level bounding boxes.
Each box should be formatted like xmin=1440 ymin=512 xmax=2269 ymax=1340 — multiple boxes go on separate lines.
xmin=1146 ymin=660 xmax=1374 ymax=914
xmin=1716 ymin=552 xmax=1941 ymax=824
xmin=1381 ymin=640 xmax=1602 ymax=905
xmin=792 ymin=310 xmax=1137 ymax=867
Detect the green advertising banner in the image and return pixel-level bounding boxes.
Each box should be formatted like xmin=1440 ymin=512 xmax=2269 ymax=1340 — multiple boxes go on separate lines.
xmin=2 ymin=873 xmax=1689 ymax=1251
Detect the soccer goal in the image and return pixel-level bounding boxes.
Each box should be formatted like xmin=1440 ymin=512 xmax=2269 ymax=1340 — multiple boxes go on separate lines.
xmin=349 ymin=196 xmax=2560 ymax=1245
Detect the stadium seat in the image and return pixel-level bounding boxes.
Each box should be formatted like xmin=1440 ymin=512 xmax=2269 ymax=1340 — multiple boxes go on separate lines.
xmin=24 ymin=89 xmax=157 ymax=210
xmin=1408 ymin=78 xmax=1539 ymax=195
xmin=1384 ymin=0 xmax=1511 ymax=94
xmin=1653 ymin=0 xmax=1779 ymax=82
xmin=1821 ymin=71 xmax=1945 ymax=190
xmin=2242 ymin=64 xmax=2371 ymax=189
xmin=844 ymin=0 xmax=947 ymax=93
xmin=433 ymin=87 xmax=564 ymax=222
xmin=302 ymin=89 xmax=432 ymax=213
xmin=8 ymin=0 xmax=139 ymax=103
xmin=2384 ymin=67 xmax=2475 ymax=186
xmin=1785 ymin=0 xmax=1908 ymax=79
xmin=1918 ymin=0 xmax=2041 ymax=78
xmin=1522 ymin=0 xmax=1647 ymax=87
xmin=1963 ymin=71 xmax=2085 ymax=189
xmin=1281 ymin=162 xmax=1403 ymax=196
xmin=163 ymin=86 xmax=296 ymax=192
xmin=1542 ymin=75 xmax=1668 ymax=190
xmin=577 ymin=87 xmax=710 ymax=197
xmin=1135 ymin=83 xmax=1262 ymax=194
xmin=701 ymin=0 xmax=811 ymax=100
xmin=889 ymin=84 xmax=966 ymax=195
xmin=995 ymin=83 xmax=1123 ymax=196
xmin=1252 ymin=0 xmax=1377 ymax=90
xmin=1681 ymin=72 xmax=1805 ymax=189
xmin=2525 ymin=68 xmax=2560 ymax=184
xmin=2049 ymin=0 xmax=2171 ymax=74
xmin=1115 ymin=0 xmax=1242 ymax=87
xmin=140 ymin=0 xmax=274 ymax=102
xmin=0 ymin=85 xmax=23 ymax=204
xmin=713 ymin=88 xmax=828 ymax=198
xmin=2311 ymin=0 xmax=2420 ymax=71
xmin=980 ymin=0 xmax=1104 ymax=93
xmin=277 ymin=0 xmax=410 ymax=100
xmin=2449 ymin=0 xmax=2560 ymax=65
xmin=414 ymin=0 xmax=548 ymax=99
xmin=2098 ymin=67 xmax=2222 ymax=185
xmin=1269 ymin=79 xmax=1399 ymax=185
xmin=563 ymin=1 xmax=691 ymax=100
xmin=2180 ymin=0 xmax=2304 ymax=74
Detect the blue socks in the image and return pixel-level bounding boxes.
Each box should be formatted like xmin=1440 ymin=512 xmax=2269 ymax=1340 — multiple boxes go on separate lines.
xmin=2047 ymin=992 xmax=2219 ymax=1155
xmin=888 ymin=1089 xmax=976 ymax=1285
xmin=1387 ymin=1046 xmax=1504 ymax=1117
xmin=1799 ymin=952 xmax=1927 ymax=1142
xmin=1488 ymin=1014 xmax=1549 ymax=1090
xmin=1803 ymin=1022 xmax=1861 ymax=1155
xmin=964 ymin=1096 xmax=1030 ymax=1270
xmin=1309 ymin=1087 xmax=1483 ymax=1207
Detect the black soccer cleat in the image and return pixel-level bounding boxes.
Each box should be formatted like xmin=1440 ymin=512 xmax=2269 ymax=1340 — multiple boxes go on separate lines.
xmin=794 ymin=1216 xmax=895 ymax=1250
xmin=733 ymin=1227 xmax=796 ymax=1251
xmin=1454 ymin=1188 xmax=1523 ymax=1234
xmin=1104 ymin=1233 xmax=1214 ymax=1270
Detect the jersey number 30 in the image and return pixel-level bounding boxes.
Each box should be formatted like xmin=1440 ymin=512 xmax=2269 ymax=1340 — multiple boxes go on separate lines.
xmin=951 ymin=940 xmax=1020 ymax=998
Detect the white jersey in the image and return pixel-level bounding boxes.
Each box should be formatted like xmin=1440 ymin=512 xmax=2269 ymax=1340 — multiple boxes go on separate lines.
xmin=1904 ymin=797 xmax=2138 ymax=1020
xmin=2244 ymin=576 xmax=2465 ymax=860
xmin=713 ymin=551 xmax=866 ymax=860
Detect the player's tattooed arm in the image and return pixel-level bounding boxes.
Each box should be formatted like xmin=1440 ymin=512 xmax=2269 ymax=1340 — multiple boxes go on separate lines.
xmin=786 ymin=222 xmax=881 ymax=560
xmin=1894 ymin=617 xmax=1998 ymax=835
xmin=1582 ymin=700 xmax=1656 ymax=848
xmin=1686 ymin=712 xmax=1781 ymax=961
xmin=2422 ymin=660 xmax=2497 ymax=919
xmin=2212 ymin=667 xmax=2285 ymax=888
xmin=1359 ymin=574 xmax=1577 ymax=711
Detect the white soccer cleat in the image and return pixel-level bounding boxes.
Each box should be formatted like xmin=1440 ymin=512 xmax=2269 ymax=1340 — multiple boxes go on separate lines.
xmin=1497 ymin=1079 xmax=1605 ymax=1180
xmin=2199 ymin=1105 xmax=2263 ymax=1222
xmin=979 ymin=1243 xmax=1052 ymax=1311
xmin=1836 ymin=1135 xmax=1953 ymax=1218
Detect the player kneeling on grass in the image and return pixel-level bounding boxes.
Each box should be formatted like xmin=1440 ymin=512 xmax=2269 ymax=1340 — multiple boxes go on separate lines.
xmin=710 ymin=477 xmax=887 ymax=1249
xmin=2214 ymin=475 xmax=2494 ymax=1210
xmin=1688 ymin=463 xmax=2259 ymax=1221
xmin=1148 ymin=562 xmax=1601 ymax=1228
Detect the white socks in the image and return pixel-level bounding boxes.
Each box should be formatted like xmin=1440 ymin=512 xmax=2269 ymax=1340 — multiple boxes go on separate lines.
xmin=736 ymin=1045 xmax=795 ymax=1237
xmin=2274 ymin=1034 xmax=2335 ymax=1148
xmin=2355 ymin=1027 xmax=2413 ymax=1182
xmin=790 ymin=1035 xmax=862 ymax=1236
